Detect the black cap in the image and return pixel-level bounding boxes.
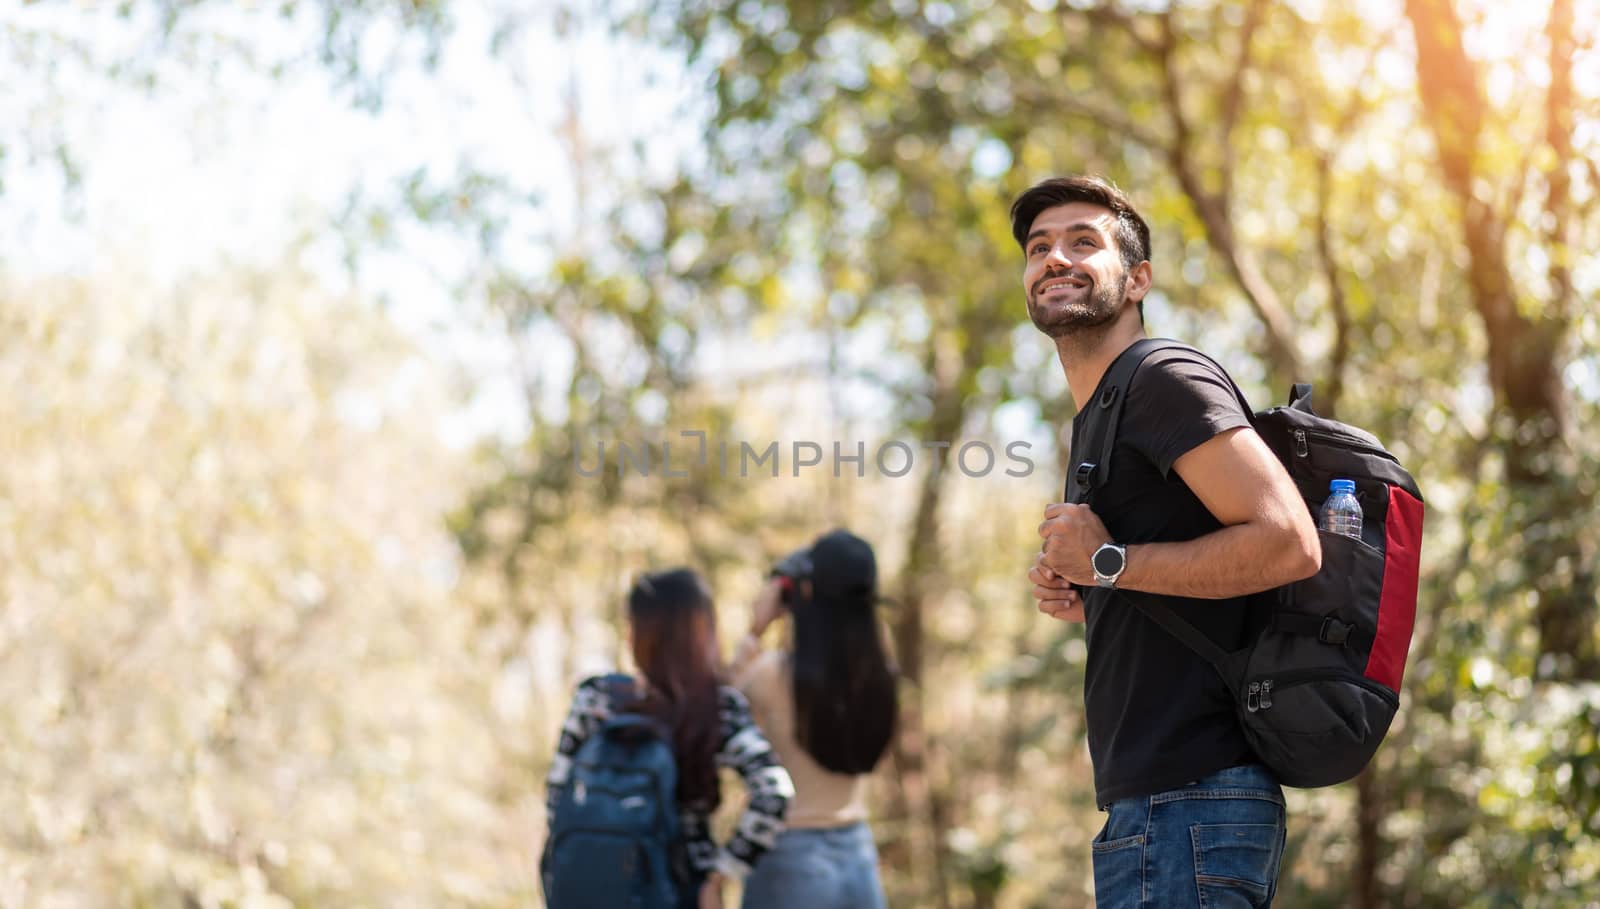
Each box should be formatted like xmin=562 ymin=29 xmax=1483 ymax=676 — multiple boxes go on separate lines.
xmin=809 ymin=529 xmax=876 ymax=601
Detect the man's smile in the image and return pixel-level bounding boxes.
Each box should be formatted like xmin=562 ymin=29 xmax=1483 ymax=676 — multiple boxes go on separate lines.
xmin=1035 ymin=273 xmax=1092 ymax=297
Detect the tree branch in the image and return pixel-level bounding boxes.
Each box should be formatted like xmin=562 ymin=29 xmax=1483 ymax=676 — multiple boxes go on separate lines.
xmin=1219 ymin=0 xmax=1269 ymax=202
xmin=1083 ymin=4 xmax=1163 ymax=56
xmin=1314 ymin=154 xmax=1351 ymax=420
xmin=1309 ymin=38 xmax=1383 ymax=418
xmin=1154 ymin=8 xmax=1301 ymax=381
xmin=1544 ymin=0 xmax=1576 ymax=326
xmin=1156 ymin=12 xmax=1193 ymax=156
xmin=1010 ymin=80 xmax=1172 ymax=154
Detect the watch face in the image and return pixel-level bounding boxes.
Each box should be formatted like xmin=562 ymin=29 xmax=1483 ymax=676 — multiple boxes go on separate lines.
xmin=1093 ymin=545 xmax=1124 ymax=576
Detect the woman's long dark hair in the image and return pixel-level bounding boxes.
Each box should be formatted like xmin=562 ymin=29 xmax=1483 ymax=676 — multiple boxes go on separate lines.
xmin=791 ymin=533 xmax=898 ymax=775
xmin=627 ymin=568 xmax=723 ymax=810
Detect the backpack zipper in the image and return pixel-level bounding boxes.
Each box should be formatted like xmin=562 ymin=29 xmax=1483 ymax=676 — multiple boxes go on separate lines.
xmin=1245 ymin=670 xmax=1398 ymax=712
xmin=1294 ymin=428 xmax=1399 ymax=463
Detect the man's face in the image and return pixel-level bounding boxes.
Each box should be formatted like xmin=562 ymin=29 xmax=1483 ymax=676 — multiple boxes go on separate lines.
xmin=1022 ymin=202 xmax=1130 ymax=338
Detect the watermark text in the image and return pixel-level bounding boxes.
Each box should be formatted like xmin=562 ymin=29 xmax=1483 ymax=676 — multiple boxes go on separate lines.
xmin=571 ymin=431 xmax=1035 ymax=480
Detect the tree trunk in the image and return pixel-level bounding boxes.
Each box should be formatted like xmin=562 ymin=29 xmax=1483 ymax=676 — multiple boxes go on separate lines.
xmin=1404 ymin=0 xmax=1596 ymax=677
xmin=884 ymin=357 xmax=965 ymax=909
xmin=1355 ymin=765 xmax=1383 ymax=909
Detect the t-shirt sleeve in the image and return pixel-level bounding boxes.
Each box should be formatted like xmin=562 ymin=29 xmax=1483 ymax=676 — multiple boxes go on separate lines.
xmin=1124 ymin=353 xmax=1251 ymax=477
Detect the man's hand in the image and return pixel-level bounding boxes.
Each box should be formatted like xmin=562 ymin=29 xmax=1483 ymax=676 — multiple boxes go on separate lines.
xmin=699 ymin=872 xmax=724 ymax=909
xmin=1038 ymin=503 xmax=1112 ymax=587
xmin=1029 ymin=553 xmax=1085 ymax=622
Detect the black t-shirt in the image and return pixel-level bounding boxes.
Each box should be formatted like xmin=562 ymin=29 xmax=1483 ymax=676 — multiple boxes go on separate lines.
xmin=1068 ymin=346 xmax=1267 ymax=806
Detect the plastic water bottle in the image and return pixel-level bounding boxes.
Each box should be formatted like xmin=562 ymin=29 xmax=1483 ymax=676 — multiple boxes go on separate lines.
xmin=1319 ymin=478 xmax=1363 ymax=540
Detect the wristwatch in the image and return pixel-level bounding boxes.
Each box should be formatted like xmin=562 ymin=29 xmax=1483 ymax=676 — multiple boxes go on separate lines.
xmin=1092 ymin=542 xmax=1127 ymax=588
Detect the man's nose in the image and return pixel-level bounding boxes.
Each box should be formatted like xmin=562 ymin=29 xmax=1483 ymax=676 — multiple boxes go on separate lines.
xmin=1044 ymin=244 xmax=1073 ymax=268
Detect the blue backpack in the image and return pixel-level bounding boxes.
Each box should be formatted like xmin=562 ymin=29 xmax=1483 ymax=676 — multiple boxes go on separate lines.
xmin=542 ymin=674 xmax=683 ymax=909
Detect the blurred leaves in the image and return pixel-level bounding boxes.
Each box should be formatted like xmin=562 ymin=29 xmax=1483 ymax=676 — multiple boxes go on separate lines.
xmin=0 ymin=0 xmax=1597 ymax=906
xmin=0 ymin=271 xmax=512 ymax=905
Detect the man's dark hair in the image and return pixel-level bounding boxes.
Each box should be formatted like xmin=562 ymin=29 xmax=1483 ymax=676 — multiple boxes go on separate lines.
xmin=1009 ymin=175 xmax=1151 ymax=271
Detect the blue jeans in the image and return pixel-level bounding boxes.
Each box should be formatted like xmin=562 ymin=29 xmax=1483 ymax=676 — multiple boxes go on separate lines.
xmin=740 ymin=822 xmax=886 ymax=909
xmin=1091 ymin=764 xmax=1287 ymax=908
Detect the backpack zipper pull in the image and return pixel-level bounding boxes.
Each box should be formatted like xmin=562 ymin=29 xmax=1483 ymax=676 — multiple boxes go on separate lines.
xmin=1260 ymin=680 xmax=1273 ymax=709
xmin=1247 ymin=681 xmax=1261 ymax=712
xmin=1294 ymin=430 xmax=1308 ymax=458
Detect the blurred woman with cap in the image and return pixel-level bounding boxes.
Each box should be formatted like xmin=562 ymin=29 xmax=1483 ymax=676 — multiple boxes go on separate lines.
xmin=730 ymin=529 xmax=898 ymax=909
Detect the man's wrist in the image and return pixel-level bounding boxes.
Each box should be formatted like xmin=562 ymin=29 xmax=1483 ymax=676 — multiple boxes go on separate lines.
xmin=1092 ymin=541 xmax=1128 ymax=588
xmin=1114 ymin=543 xmax=1143 ymax=589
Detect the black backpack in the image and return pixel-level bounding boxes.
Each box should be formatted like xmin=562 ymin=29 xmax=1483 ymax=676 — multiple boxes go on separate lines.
xmin=1067 ymin=339 xmax=1425 ymax=788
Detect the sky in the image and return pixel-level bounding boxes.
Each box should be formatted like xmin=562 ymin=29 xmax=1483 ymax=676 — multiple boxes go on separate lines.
xmin=0 ymin=1 xmax=704 ymax=449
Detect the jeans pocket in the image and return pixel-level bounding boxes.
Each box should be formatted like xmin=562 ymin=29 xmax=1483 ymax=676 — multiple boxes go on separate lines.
xmin=1191 ymin=823 xmax=1281 ymax=906
xmin=1091 ymin=831 xmax=1145 ymax=906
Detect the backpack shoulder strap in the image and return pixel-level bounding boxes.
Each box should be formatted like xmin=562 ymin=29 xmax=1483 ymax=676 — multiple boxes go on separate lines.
xmin=598 ymin=672 xmax=640 ymax=707
xmin=1068 ymin=337 xmax=1194 ymax=503
xmin=595 ymin=673 xmax=672 ymax=743
xmin=1067 ymin=338 xmax=1255 ymax=675
xmin=1117 ymin=590 xmax=1233 ymax=667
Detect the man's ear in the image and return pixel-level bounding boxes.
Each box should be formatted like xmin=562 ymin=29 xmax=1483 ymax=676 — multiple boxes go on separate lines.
xmin=1125 ymin=260 xmax=1154 ymax=302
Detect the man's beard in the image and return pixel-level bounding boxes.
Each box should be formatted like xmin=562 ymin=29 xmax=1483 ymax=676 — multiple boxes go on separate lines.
xmin=1028 ymin=271 xmax=1128 ymax=339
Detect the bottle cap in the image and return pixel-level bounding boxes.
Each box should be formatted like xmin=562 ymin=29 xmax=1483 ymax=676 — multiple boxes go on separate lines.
xmin=1330 ymin=479 xmax=1356 ymax=495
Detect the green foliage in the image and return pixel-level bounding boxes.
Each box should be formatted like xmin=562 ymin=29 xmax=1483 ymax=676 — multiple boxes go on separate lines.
xmin=2 ymin=0 xmax=1597 ymax=905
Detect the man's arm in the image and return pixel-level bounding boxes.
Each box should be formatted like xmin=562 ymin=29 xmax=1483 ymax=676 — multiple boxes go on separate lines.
xmin=1039 ymin=426 xmax=1321 ymax=598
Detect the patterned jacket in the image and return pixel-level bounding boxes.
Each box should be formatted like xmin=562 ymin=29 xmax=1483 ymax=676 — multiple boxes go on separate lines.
xmin=546 ymin=675 xmax=794 ymax=879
